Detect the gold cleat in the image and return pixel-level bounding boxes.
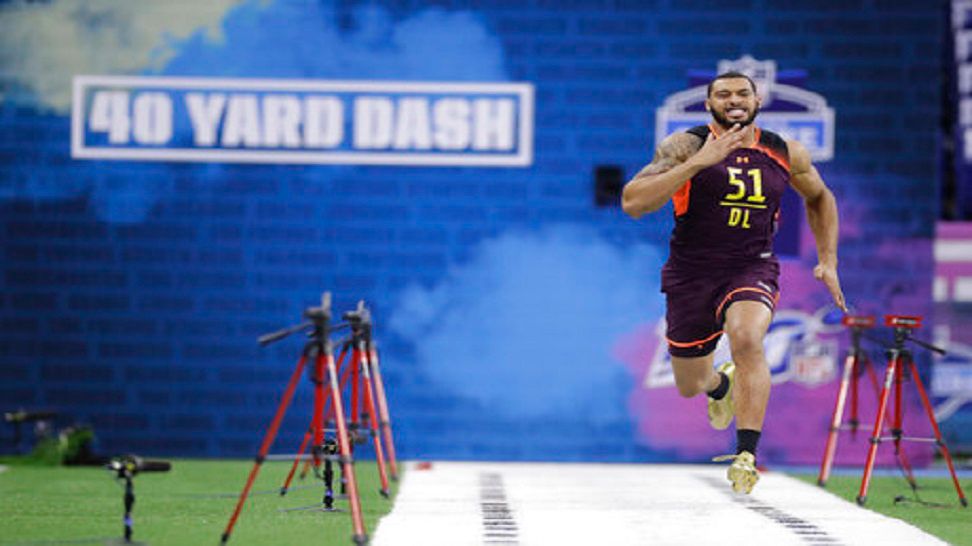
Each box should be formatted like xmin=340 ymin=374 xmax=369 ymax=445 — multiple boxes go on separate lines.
xmin=713 ymin=451 xmax=759 ymax=494
xmin=707 ymin=361 xmax=735 ymax=430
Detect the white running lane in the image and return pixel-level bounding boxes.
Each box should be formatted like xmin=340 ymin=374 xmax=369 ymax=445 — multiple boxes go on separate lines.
xmin=372 ymin=462 xmax=946 ymax=546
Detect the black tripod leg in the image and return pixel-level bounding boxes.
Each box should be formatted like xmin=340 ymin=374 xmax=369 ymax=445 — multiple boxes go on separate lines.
xmin=124 ymin=477 xmax=134 ymax=543
xmin=323 ymin=456 xmax=335 ymax=510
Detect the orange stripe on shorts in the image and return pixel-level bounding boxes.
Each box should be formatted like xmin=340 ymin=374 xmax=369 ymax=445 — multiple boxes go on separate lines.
xmin=714 ymin=287 xmax=778 ymax=321
xmin=667 ymin=329 xmax=724 ymax=348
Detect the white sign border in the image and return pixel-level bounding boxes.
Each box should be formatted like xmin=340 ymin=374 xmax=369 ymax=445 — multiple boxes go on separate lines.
xmin=71 ymin=75 xmax=535 ymax=167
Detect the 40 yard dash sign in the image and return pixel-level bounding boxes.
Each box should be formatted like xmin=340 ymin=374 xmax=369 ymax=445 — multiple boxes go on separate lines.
xmin=71 ymin=76 xmax=534 ymax=167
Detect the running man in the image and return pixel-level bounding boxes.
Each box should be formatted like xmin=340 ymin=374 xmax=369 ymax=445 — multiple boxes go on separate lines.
xmin=621 ymin=71 xmax=846 ymax=493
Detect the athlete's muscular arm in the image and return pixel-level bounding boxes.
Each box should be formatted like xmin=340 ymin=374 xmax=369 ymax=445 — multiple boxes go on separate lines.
xmin=621 ymin=133 xmax=703 ymax=218
xmin=788 ymin=139 xmax=848 ymax=312
xmin=622 ymin=124 xmax=748 ymax=218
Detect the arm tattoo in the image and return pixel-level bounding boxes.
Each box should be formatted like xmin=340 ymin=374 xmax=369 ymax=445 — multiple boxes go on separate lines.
xmin=641 ymin=133 xmax=703 ymax=176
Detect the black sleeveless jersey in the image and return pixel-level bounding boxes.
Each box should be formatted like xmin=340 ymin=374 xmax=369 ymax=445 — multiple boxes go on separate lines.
xmin=667 ymin=124 xmax=791 ymax=268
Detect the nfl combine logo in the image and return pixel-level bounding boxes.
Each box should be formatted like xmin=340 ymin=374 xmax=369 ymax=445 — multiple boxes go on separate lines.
xmin=655 ymin=56 xmax=835 ymax=162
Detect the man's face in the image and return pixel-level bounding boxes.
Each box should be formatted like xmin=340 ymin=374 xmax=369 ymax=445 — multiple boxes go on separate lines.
xmin=705 ymin=78 xmax=761 ymax=129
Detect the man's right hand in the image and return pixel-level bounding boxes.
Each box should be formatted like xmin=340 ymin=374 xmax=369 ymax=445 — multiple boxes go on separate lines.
xmin=689 ymin=124 xmax=749 ymax=169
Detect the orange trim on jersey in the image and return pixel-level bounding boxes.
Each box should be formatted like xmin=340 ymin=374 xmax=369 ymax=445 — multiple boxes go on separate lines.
xmin=750 ymin=127 xmax=791 ymax=172
xmin=667 ymin=330 xmax=724 ymax=348
xmin=754 ymin=144 xmax=790 ymax=172
xmin=672 ymin=180 xmax=692 ymax=216
xmin=714 ymin=287 xmax=779 ymax=321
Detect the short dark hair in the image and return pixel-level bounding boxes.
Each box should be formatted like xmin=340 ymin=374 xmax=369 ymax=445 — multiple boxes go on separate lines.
xmin=707 ymin=71 xmax=757 ymax=97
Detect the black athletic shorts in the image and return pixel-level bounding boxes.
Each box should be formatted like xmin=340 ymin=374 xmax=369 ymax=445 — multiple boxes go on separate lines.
xmin=661 ymin=259 xmax=780 ymax=358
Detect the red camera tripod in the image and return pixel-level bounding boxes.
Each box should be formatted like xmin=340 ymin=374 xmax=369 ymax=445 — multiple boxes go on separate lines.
xmin=817 ymin=315 xmax=916 ymax=488
xmin=220 ymin=293 xmax=368 ymax=545
xmin=279 ymin=301 xmax=399 ymax=500
xmin=855 ymin=315 xmax=967 ymax=507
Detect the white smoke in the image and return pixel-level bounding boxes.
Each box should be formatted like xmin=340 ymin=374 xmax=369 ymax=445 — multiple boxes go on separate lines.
xmin=390 ymin=226 xmax=664 ymax=422
xmin=0 ymin=0 xmax=241 ymax=113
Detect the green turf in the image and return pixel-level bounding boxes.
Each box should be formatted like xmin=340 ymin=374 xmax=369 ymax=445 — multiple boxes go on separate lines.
xmin=0 ymin=458 xmax=399 ymax=546
xmin=790 ymin=472 xmax=971 ymax=546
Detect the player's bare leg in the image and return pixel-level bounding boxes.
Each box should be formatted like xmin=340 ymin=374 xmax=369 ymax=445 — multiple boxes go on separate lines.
xmin=724 ymin=301 xmax=772 ymax=431
xmin=671 ymin=352 xmax=735 ymax=429
xmin=718 ymin=300 xmax=773 ymax=493
xmin=670 ymin=354 xmax=717 ymax=398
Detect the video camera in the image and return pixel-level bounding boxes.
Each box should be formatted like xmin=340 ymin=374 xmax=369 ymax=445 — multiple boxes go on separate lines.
xmin=106 ymin=454 xmax=172 ymax=477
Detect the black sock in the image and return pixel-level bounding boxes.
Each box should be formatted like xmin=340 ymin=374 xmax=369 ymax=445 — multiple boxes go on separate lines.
xmin=736 ymin=429 xmax=761 ymax=456
xmin=707 ymin=372 xmax=729 ymax=400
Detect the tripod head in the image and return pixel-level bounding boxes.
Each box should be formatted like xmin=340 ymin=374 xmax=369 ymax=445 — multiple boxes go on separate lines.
xmin=884 ymin=315 xmax=946 ymax=356
xmin=105 ymin=454 xmax=172 ymax=479
xmin=885 ymin=315 xmax=921 ymax=330
xmin=4 ymin=409 xmax=58 ymax=453
xmin=841 ymin=315 xmax=875 ymax=330
xmin=3 ymin=409 xmax=57 ymax=424
xmin=304 ymin=291 xmax=333 ymax=324
xmin=840 ymin=315 xmax=876 ymax=356
xmin=258 ymin=292 xmax=345 ymax=347
xmin=343 ymin=300 xmax=373 ymax=342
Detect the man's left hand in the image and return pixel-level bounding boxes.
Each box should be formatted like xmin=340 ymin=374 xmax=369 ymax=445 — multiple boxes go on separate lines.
xmin=814 ymin=263 xmax=847 ymax=313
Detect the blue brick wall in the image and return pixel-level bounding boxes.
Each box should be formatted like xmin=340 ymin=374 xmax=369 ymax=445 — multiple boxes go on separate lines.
xmin=0 ymin=0 xmax=944 ymax=461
